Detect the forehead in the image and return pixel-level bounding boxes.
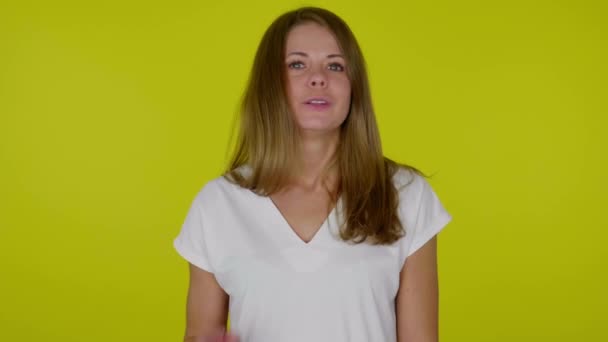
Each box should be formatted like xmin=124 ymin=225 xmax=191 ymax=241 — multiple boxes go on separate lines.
xmin=285 ymin=22 xmax=342 ymax=54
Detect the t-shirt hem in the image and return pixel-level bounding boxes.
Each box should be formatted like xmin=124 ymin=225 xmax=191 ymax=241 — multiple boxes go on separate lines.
xmin=173 ymin=238 xmax=214 ymax=273
xmin=407 ymin=212 xmax=453 ymax=259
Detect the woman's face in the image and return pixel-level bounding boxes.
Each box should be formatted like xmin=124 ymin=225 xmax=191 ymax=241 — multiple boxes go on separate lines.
xmin=284 ymin=22 xmax=351 ymax=135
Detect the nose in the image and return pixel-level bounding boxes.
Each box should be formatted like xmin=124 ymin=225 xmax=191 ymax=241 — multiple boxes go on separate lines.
xmin=308 ymin=68 xmax=327 ymax=88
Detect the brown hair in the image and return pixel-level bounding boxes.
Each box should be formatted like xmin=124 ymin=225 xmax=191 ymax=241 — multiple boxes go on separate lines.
xmin=223 ymin=6 xmax=423 ymax=245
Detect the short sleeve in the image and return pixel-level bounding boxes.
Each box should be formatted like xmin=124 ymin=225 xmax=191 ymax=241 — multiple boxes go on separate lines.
xmin=173 ymin=191 xmax=214 ymax=273
xmin=397 ymin=170 xmax=453 ymax=266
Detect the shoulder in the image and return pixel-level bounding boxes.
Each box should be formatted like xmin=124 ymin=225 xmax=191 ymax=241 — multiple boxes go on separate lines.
xmin=391 ymin=165 xmax=449 ymax=226
xmin=392 ymin=166 xmax=427 ymax=200
xmin=190 ymin=164 xmax=260 ymax=215
xmin=390 ymin=166 xmax=452 ymax=261
xmin=191 ymin=172 xmax=248 ymax=211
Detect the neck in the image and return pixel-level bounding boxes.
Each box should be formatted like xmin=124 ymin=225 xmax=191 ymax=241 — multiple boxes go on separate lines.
xmin=292 ymin=129 xmax=340 ymax=191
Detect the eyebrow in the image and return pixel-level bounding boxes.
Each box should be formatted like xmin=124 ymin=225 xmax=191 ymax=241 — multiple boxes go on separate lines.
xmin=286 ymin=52 xmax=344 ymax=58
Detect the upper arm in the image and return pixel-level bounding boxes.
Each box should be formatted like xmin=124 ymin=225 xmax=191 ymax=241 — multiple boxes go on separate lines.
xmin=184 ymin=262 xmax=229 ymax=340
xmin=396 ymin=236 xmax=439 ymax=342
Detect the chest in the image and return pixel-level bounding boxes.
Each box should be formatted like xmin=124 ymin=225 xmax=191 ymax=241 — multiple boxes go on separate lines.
xmin=269 ymin=189 xmax=336 ymax=244
xmin=217 ymin=242 xmax=401 ymax=342
xmin=206 ymin=185 xmax=403 ymax=296
xmin=216 ymin=239 xmax=401 ymax=302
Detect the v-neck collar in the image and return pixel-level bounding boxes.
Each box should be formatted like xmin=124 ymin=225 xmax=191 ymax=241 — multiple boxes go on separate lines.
xmin=265 ymin=195 xmax=341 ymax=247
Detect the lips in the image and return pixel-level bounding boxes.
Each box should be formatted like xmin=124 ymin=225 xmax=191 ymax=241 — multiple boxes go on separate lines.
xmin=302 ymin=97 xmax=332 ymax=112
xmin=304 ymin=97 xmax=331 ymax=105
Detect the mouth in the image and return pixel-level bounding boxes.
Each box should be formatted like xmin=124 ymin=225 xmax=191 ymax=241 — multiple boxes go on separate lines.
xmin=304 ymin=97 xmax=331 ymax=105
xmin=303 ymin=97 xmax=332 ymax=111
xmin=305 ymin=100 xmax=329 ymax=105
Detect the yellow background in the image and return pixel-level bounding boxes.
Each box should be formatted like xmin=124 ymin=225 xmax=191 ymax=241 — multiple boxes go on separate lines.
xmin=1 ymin=0 xmax=606 ymax=340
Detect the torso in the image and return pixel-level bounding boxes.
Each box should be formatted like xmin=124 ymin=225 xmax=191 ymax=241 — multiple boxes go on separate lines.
xmin=173 ymin=165 xmax=452 ymax=342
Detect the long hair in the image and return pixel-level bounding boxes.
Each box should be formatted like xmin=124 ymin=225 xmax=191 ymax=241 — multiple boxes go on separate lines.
xmin=224 ymin=6 xmax=423 ymax=245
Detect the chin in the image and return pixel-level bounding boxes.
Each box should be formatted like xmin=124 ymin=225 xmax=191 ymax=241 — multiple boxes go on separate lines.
xmin=296 ymin=123 xmax=342 ymax=135
xmin=293 ymin=112 xmax=347 ymax=134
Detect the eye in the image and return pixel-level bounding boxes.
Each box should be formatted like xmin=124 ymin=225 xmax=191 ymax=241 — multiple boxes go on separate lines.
xmin=287 ymin=60 xmax=305 ymax=69
xmin=328 ymin=62 xmax=345 ymax=72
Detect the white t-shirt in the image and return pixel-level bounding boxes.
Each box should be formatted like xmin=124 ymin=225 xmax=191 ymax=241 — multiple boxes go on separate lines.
xmin=173 ymin=166 xmax=452 ymax=342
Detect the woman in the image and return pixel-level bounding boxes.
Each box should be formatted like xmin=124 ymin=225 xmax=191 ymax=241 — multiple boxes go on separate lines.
xmin=174 ymin=6 xmax=452 ymax=342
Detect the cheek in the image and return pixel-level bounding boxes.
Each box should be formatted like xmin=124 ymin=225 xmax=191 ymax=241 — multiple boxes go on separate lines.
xmin=287 ymin=77 xmax=304 ymax=98
xmin=285 ymin=82 xmax=298 ymax=108
xmin=336 ymin=77 xmax=351 ymax=97
xmin=337 ymin=80 xmax=352 ymax=107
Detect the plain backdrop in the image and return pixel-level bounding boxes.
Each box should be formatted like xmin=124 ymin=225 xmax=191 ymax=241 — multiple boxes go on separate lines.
xmin=0 ymin=0 xmax=606 ymax=340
